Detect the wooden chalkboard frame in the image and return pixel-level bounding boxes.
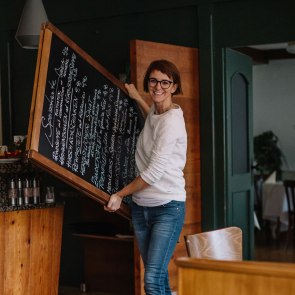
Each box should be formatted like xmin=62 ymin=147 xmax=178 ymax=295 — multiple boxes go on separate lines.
xmin=26 ymin=22 xmax=141 ymax=220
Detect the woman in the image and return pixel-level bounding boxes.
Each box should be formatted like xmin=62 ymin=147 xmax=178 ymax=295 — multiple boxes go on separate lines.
xmin=105 ymin=59 xmax=187 ymax=295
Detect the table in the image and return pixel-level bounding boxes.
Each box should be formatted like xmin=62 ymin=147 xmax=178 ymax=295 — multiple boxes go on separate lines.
xmin=262 ymin=181 xmax=289 ymax=234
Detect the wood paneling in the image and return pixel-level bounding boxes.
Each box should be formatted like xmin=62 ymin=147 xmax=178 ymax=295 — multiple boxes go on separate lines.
xmin=0 ymin=207 xmax=64 ymax=295
xmin=130 ymin=39 xmax=201 ymax=294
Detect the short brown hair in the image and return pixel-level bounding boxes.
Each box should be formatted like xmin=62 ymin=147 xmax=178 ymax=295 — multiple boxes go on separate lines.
xmin=143 ymin=60 xmax=183 ymax=95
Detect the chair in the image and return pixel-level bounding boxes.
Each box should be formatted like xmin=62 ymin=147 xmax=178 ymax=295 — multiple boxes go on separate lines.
xmin=283 ymin=180 xmax=295 ymax=250
xmin=184 ymin=227 xmax=242 ymax=260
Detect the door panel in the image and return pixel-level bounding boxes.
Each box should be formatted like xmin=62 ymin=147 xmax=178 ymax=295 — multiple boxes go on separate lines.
xmin=225 ymin=48 xmax=253 ymax=259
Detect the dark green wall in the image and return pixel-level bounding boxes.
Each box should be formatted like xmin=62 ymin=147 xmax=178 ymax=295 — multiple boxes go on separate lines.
xmin=58 ymin=6 xmax=198 ymax=76
xmin=10 ymin=37 xmax=37 ymax=136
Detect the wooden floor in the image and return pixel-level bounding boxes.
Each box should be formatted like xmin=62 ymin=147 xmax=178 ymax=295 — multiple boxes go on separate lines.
xmin=254 ymin=225 xmax=295 ymax=263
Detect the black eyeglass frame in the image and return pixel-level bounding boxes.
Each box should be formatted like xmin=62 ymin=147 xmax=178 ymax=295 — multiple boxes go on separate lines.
xmin=148 ymin=78 xmax=174 ymax=89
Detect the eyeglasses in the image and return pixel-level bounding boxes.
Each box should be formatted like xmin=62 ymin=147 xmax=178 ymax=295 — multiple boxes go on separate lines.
xmin=148 ymin=78 xmax=174 ymax=89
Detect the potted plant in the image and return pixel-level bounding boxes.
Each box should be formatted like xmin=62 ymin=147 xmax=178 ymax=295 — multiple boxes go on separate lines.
xmin=253 ymin=130 xmax=284 ymax=180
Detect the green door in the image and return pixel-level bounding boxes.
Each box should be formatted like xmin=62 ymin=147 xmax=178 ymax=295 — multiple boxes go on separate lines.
xmin=224 ymin=48 xmax=254 ymax=259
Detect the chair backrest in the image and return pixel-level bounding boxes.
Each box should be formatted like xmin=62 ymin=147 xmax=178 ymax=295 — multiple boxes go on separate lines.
xmin=283 ymin=180 xmax=295 ymax=224
xmin=184 ymin=227 xmax=242 ymax=261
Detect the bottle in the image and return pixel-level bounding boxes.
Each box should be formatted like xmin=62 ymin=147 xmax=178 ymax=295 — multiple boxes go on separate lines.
xmin=17 ymin=178 xmax=23 ymax=206
xmin=23 ymin=178 xmax=31 ymax=205
xmin=45 ymin=186 xmax=55 ymax=204
xmin=32 ymin=177 xmax=40 ymax=204
xmin=8 ymin=178 xmax=17 ymax=206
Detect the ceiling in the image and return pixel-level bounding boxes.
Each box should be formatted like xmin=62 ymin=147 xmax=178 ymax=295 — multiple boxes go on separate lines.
xmin=237 ymin=42 xmax=295 ymax=64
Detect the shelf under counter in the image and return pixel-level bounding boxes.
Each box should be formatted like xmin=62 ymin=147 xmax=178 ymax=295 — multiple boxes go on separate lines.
xmin=73 ymin=232 xmax=134 ymax=242
xmin=72 ymin=231 xmax=135 ymax=294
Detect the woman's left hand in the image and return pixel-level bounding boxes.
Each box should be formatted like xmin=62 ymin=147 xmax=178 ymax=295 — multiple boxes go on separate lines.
xmin=104 ymin=193 xmax=123 ymax=212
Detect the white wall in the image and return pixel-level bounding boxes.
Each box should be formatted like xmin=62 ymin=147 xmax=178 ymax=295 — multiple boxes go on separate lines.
xmin=253 ymin=59 xmax=295 ymax=170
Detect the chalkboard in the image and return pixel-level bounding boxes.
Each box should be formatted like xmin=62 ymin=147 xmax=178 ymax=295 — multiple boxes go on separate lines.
xmin=26 ymin=23 xmax=143 ymax=219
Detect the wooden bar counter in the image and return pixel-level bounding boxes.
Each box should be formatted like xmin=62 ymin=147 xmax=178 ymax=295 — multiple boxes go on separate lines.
xmin=0 ymin=205 xmax=64 ymax=295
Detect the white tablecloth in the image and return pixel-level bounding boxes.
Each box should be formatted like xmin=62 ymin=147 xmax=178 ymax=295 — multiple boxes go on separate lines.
xmin=262 ymin=181 xmax=289 ymax=226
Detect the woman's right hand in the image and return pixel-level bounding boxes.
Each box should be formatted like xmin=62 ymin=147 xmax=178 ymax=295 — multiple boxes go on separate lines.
xmin=104 ymin=193 xmax=123 ymax=212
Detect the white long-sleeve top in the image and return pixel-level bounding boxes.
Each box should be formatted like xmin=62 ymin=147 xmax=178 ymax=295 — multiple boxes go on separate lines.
xmin=132 ymin=104 xmax=187 ymax=206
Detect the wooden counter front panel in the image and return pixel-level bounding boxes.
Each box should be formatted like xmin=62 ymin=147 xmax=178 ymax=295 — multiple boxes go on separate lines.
xmin=0 ymin=207 xmax=64 ymax=295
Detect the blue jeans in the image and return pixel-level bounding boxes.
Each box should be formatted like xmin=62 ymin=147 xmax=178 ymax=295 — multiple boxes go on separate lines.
xmin=131 ymin=201 xmax=185 ymax=295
